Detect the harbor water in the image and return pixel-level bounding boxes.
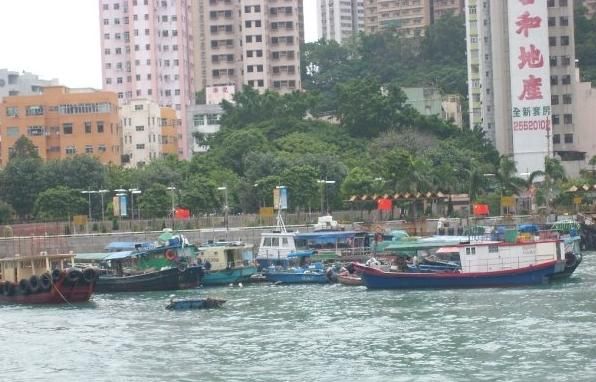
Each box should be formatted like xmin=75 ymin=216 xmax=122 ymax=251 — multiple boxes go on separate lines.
xmin=1 ymin=254 xmax=596 ymax=382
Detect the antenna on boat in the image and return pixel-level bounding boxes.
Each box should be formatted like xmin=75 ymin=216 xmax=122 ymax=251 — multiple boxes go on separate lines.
xmin=275 ymin=185 xmax=287 ymax=233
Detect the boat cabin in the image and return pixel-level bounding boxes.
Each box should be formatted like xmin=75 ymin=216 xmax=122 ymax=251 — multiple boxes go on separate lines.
xmin=257 ymin=231 xmax=297 ymax=260
xmin=294 ymin=231 xmax=370 ymax=257
xmin=198 ymin=241 xmax=254 ymax=271
xmin=0 ymin=253 xmax=75 ymax=283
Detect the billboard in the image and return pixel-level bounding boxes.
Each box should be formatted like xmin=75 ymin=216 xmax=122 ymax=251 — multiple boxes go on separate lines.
xmin=119 ymin=195 xmax=128 ymax=217
xmin=273 ymin=186 xmax=288 ymax=210
xmin=508 ymin=0 xmax=552 ymax=174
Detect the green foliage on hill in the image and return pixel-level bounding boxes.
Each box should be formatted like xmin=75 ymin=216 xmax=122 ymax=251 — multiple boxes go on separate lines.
xmin=575 ymin=3 xmax=596 ymax=84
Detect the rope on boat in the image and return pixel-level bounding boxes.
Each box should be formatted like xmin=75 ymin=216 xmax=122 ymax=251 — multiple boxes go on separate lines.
xmin=50 ymin=276 xmax=75 ymax=307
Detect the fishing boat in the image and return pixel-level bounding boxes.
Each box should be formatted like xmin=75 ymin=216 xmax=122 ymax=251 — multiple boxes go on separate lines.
xmin=0 ymin=252 xmax=97 ymax=304
xmin=165 ymin=296 xmax=226 ymax=310
xmin=197 ymin=240 xmax=257 ymax=286
xmin=354 ymin=227 xmax=582 ymax=289
xmin=93 ymin=230 xmax=203 ymax=293
xmin=256 ymin=213 xmax=370 ymax=268
xmin=263 ymin=251 xmax=332 ymax=284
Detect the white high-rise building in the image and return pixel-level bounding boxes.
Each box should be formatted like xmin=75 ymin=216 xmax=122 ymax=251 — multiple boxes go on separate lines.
xmin=99 ymin=0 xmax=195 ymax=159
xmin=464 ymin=0 xmax=591 ymax=176
xmin=317 ymin=0 xmax=364 ymax=43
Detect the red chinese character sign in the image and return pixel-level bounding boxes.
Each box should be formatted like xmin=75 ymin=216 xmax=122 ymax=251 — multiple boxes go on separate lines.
xmin=508 ymin=0 xmax=551 ymax=175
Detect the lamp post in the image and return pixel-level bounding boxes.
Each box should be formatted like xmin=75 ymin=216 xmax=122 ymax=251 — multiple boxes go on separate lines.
xmin=98 ymin=189 xmax=109 ymax=222
xmin=217 ymin=185 xmax=229 ymax=236
xmin=129 ymin=188 xmax=142 ymax=220
xmin=317 ymin=179 xmax=336 ymax=215
xmin=80 ymin=190 xmax=98 ymax=232
xmin=167 ymin=186 xmax=176 ymax=217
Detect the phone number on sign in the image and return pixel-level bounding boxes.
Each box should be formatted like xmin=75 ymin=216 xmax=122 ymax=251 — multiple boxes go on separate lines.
xmin=513 ymin=119 xmax=551 ymax=131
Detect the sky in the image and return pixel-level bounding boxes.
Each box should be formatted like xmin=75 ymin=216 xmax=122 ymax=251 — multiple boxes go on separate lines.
xmin=0 ymin=0 xmax=318 ymax=89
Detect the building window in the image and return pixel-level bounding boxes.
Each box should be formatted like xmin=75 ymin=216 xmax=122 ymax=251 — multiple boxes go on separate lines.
xmin=548 ymin=17 xmax=556 ymax=27
xmin=551 ymin=75 xmax=558 ymax=85
xmin=564 ymin=133 xmax=573 ymax=144
xmin=560 ymin=36 xmax=570 ymax=46
xmin=551 ymin=95 xmax=559 ymax=105
xmin=562 ymin=75 xmax=571 ymax=85
xmin=65 ymin=146 xmax=76 ymax=155
xmin=550 ymin=56 xmax=557 ymax=66
xmin=136 ymin=125 xmax=145 ymax=131
xmin=563 ymin=94 xmax=572 ymax=104
xmin=84 ymin=122 xmax=92 ymax=134
xmin=97 ymin=121 xmax=104 ymax=133
xmin=85 ymin=145 xmax=93 ymax=153
xmin=560 ymin=0 xmax=568 ymax=6
xmin=564 ymin=114 xmax=573 ymax=124
xmin=136 ymin=144 xmax=145 ymax=149
xmin=98 ymin=145 xmax=107 ymax=153
xmin=549 ymin=37 xmax=556 ymax=46
xmin=560 ymin=16 xmax=569 ymax=26
xmin=7 ymin=127 xmax=19 ymax=136
xmin=135 ymin=104 xmax=144 ymax=111
xmin=63 ymin=123 xmax=73 ymax=135
xmin=552 ymin=114 xmax=560 ymax=125
xmin=193 ymin=114 xmax=205 ymax=126
xmin=26 ymin=105 xmax=44 ymax=116
xmin=553 ymin=134 xmax=560 ymax=144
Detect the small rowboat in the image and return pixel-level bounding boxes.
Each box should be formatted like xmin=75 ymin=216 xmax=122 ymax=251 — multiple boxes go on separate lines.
xmin=337 ymin=272 xmax=363 ymax=286
xmin=165 ymin=296 xmax=226 ymax=310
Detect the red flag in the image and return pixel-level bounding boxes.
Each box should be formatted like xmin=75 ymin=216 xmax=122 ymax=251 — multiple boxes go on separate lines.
xmin=377 ymin=198 xmax=392 ymax=211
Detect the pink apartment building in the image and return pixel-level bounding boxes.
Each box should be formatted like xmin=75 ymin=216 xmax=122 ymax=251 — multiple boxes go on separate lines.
xmin=99 ymin=0 xmax=194 ymax=159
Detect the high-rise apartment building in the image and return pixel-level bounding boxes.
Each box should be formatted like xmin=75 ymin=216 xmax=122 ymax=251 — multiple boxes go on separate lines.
xmin=0 ymin=69 xmax=59 ymax=99
xmin=465 ymin=0 xmax=590 ymax=176
xmin=0 ymin=86 xmax=121 ymax=167
xmin=364 ymin=0 xmax=432 ymax=36
xmin=431 ymin=0 xmax=464 ymax=22
xmin=317 ymin=0 xmax=364 ymax=43
xmin=120 ymin=99 xmax=178 ymax=167
xmin=99 ymin=0 xmax=194 ymax=159
xmin=191 ymin=0 xmax=304 ymax=93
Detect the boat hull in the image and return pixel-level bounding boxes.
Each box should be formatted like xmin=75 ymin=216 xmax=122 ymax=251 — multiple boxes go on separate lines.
xmin=337 ymin=273 xmax=363 ymax=286
xmin=356 ymin=260 xmax=564 ymax=289
xmin=201 ymin=266 xmax=258 ymax=286
xmin=95 ymin=266 xmax=201 ymax=293
xmin=0 ymin=278 xmax=95 ymax=304
xmin=265 ymin=271 xmax=330 ymax=284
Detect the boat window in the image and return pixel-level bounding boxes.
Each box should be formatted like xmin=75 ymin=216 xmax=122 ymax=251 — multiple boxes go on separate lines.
xmin=263 ymin=238 xmax=272 ymax=247
xmin=282 ymin=238 xmax=289 ymax=247
xmin=488 ymin=245 xmax=498 ymax=253
xmin=271 ymin=238 xmax=279 ymax=247
xmin=466 ymin=247 xmax=476 ymax=255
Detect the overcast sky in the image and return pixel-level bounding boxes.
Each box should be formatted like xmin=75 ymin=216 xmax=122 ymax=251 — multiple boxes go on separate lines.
xmin=0 ymin=0 xmax=318 ymax=89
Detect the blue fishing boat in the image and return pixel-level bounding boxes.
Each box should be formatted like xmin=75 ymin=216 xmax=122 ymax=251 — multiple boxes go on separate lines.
xmin=197 ymin=241 xmax=258 ymax=286
xmin=263 ymin=251 xmax=332 ymax=284
xmin=354 ymin=227 xmax=582 ymax=289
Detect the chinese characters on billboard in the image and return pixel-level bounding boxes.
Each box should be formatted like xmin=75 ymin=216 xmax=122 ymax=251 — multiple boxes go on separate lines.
xmin=508 ymin=0 xmax=551 ymax=173
xmin=273 ymin=186 xmax=288 ymax=210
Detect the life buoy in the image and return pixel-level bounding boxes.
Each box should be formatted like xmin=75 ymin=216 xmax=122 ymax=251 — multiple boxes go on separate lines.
xmin=29 ymin=275 xmax=41 ymax=293
xmin=165 ymin=249 xmax=177 ymax=261
xmin=40 ymin=273 xmax=52 ymax=291
xmin=177 ymin=262 xmax=187 ymax=272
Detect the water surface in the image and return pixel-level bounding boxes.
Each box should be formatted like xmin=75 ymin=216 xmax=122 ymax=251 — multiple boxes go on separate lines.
xmin=2 ymin=254 xmax=595 ymax=381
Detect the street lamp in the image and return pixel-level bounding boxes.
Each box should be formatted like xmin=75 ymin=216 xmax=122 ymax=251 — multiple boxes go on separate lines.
xmin=167 ymin=186 xmax=176 ymax=217
xmin=317 ymin=179 xmax=336 ymax=215
xmin=98 ymin=189 xmax=109 ymax=222
xmin=80 ymin=190 xmax=98 ymax=222
xmin=217 ymin=185 xmax=229 ymax=236
xmin=129 ymin=188 xmax=142 ymax=220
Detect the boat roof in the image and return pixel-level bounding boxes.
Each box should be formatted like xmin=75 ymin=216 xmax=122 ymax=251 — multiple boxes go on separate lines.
xmin=75 ymin=250 xmax=138 ymax=262
xmin=104 ymin=241 xmax=154 ymax=252
xmin=199 ymin=240 xmax=251 ymax=248
xmin=295 ymin=230 xmax=367 ymax=239
xmin=0 ymin=253 xmax=75 ymax=263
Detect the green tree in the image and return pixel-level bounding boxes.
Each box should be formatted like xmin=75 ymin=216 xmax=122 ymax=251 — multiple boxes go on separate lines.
xmin=0 ymin=201 xmax=15 ymax=224
xmin=138 ymin=184 xmax=173 ymax=218
xmin=0 ymin=157 xmax=43 ymax=219
xmin=33 ymin=186 xmax=87 ymax=220
xmin=180 ymin=176 xmax=220 ymax=214
xmin=340 ymin=167 xmax=378 ymax=197
xmin=10 ymin=136 xmax=40 ymax=160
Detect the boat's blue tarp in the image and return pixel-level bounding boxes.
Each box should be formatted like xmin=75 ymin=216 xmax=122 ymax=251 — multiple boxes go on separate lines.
xmin=103 ymin=250 xmax=137 ymax=260
xmin=104 ymin=241 xmax=153 ymax=252
xmin=287 ymin=250 xmax=316 ymax=258
xmin=295 ymin=231 xmax=365 ymax=240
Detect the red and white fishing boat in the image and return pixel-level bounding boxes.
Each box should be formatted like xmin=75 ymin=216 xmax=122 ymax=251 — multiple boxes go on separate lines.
xmin=0 ymin=252 xmax=97 ymax=304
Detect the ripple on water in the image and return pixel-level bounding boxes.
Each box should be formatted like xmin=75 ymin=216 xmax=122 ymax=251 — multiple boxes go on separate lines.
xmin=1 ymin=254 xmax=596 ymax=381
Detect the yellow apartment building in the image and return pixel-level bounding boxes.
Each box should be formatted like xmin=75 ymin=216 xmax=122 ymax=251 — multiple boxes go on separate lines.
xmin=0 ymin=86 xmax=121 ymax=166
